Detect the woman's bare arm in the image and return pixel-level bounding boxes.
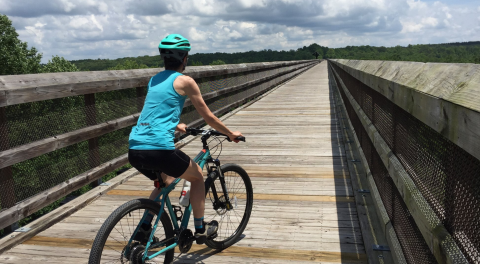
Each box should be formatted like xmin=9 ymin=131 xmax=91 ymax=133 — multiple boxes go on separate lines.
xmin=175 ymin=76 xmax=243 ymax=141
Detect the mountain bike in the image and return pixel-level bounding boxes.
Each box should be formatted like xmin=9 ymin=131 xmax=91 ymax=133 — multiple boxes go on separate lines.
xmin=88 ymin=128 xmax=253 ymax=263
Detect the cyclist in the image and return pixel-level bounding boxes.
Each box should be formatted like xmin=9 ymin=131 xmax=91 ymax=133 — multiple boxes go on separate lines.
xmin=128 ymin=34 xmax=243 ymax=244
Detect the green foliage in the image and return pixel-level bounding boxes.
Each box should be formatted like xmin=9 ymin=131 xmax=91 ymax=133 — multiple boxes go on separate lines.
xmin=72 ymin=46 xmax=324 ymax=71
xmin=0 ymin=14 xmax=42 ymax=75
xmin=69 ymin=41 xmax=480 ymax=72
xmin=107 ymin=59 xmax=149 ymax=70
xmin=72 ymin=56 xmax=163 ymax=71
xmin=41 ymin=55 xmax=79 ymax=73
xmin=209 ymin=59 xmax=226 ymax=65
xmin=190 ymin=60 xmax=203 ymax=66
xmin=327 ymin=42 xmax=480 ymax=63
xmin=325 ymin=49 xmax=336 ymax=59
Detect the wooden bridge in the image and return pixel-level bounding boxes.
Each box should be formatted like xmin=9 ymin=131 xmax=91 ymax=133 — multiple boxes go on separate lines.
xmin=2 ymin=58 xmax=479 ymax=263
xmin=0 ymin=62 xmax=379 ymax=263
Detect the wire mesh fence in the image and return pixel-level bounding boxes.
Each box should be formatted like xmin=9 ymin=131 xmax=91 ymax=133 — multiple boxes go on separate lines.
xmin=0 ymin=61 xmax=317 ymax=222
xmin=330 ymin=61 xmax=479 ymax=264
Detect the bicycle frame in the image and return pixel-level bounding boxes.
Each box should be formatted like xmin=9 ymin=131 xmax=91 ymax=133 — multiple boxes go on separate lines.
xmin=128 ymin=148 xmax=212 ymax=262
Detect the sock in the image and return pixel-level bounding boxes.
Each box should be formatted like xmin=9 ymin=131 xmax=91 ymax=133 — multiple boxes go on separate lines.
xmin=194 ymin=217 xmax=205 ymax=233
xmin=141 ymin=213 xmax=154 ymax=229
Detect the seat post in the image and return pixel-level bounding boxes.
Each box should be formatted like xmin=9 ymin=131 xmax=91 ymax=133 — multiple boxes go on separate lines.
xmin=155 ymin=171 xmax=166 ymax=188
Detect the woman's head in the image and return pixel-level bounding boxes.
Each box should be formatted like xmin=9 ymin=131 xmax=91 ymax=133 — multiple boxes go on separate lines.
xmin=159 ymin=34 xmax=191 ymax=71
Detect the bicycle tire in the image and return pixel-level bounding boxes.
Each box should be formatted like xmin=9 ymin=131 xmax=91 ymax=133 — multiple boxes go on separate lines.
xmin=204 ymin=163 xmax=253 ymax=249
xmin=88 ymin=199 xmax=174 ymax=264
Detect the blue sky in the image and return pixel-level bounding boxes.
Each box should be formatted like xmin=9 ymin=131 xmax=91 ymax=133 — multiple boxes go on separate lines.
xmin=1 ymin=0 xmax=479 ymax=62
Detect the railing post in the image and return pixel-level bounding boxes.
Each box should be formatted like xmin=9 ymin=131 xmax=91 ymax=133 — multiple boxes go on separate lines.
xmin=84 ymin=94 xmax=101 ymax=187
xmin=0 ymin=107 xmax=18 ymax=234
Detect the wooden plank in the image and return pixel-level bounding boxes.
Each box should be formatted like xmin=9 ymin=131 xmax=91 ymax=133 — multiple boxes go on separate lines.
xmin=106 ymin=189 xmax=354 ymax=202
xmin=18 ymin=236 xmax=367 ymax=263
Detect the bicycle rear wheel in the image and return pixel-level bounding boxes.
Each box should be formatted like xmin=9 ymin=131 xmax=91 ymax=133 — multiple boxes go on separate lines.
xmin=88 ymin=199 xmax=174 ymax=264
xmin=204 ymin=163 xmax=253 ymax=249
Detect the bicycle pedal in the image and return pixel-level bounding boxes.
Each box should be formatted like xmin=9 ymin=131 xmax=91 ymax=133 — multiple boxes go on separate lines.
xmin=195 ymin=236 xmax=207 ymax=245
xmin=209 ymin=233 xmax=218 ymax=240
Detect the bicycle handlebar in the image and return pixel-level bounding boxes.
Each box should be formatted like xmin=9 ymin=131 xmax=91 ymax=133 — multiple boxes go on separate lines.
xmin=186 ymin=128 xmax=245 ymax=142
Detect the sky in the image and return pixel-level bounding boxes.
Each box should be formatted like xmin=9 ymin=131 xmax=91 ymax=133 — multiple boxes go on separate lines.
xmin=1 ymin=0 xmax=479 ymax=63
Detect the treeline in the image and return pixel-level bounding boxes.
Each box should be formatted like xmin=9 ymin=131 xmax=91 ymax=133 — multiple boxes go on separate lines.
xmin=327 ymin=42 xmax=480 ymax=64
xmin=71 ymin=41 xmax=480 ymax=71
xmin=71 ymin=44 xmax=324 ymax=71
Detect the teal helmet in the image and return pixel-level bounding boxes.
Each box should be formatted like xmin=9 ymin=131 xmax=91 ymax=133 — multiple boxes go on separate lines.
xmin=159 ymin=34 xmax=191 ymax=62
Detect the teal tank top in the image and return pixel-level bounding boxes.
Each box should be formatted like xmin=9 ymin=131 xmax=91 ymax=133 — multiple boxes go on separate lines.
xmin=129 ymin=70 xmax=186 ymax=150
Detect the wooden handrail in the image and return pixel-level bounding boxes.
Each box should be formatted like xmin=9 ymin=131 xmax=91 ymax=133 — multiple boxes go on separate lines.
xmin=0 ymin=60 xmax=316 ymax=107
xmin=0 ymin=62 xmax=314 ymax=170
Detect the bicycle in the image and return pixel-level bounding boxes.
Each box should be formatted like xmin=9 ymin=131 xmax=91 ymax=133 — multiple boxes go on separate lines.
xmin=88 ymin=128 xmax=253 ymax=264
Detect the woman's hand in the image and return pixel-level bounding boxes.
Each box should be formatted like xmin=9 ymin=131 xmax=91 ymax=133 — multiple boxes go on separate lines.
xmin=176 ymin=123 xmax=187 ymax=133
xmin=228 ymin=131 xmax=243 ymax=143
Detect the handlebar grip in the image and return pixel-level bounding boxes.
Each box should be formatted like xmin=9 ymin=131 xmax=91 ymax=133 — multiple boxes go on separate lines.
xmin=236 ymin=136 xmax=246 ymax=142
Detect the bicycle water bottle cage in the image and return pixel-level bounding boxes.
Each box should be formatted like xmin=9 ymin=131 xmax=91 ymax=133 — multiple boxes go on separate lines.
xmin=173 ymin=205 xmax=183 ymax=222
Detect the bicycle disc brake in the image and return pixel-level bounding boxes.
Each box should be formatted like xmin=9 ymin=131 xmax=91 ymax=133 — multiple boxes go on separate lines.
xmin=178 ymin=229 xmax=194 ymax=253
xmin=213 ymin=195 xmax=235 ymax=215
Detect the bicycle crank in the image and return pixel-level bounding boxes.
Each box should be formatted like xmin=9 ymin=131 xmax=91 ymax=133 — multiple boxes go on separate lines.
xmin=178 ymin=229 xmax=194 ymax=253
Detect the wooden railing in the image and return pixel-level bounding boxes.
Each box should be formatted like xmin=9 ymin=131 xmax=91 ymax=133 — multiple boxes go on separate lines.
xmin=0 ymin=59 xmax=320 ymax=231
xmin=329 ymin=59 xmax=480 ymax=264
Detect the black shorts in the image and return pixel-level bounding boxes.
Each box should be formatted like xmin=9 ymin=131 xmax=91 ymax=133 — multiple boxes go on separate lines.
xmin=128 ymin=149 xmax=191 ymax=180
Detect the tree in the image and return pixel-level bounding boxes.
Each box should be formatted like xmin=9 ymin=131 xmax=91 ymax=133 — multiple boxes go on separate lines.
xmin=107 ymin=60 xmax=149 ymax=70
xmin=42 ymin=56 xmax=79 ymax=73
xmin=0 ymin=14 xmax=42 ymax=75
xmin=325 ymin=49 xmax=336 ymax=59
xmin=209 ymin=60 xmax=226 ymax=65
xmin=190 ymin=60 xmax=203 ymax=66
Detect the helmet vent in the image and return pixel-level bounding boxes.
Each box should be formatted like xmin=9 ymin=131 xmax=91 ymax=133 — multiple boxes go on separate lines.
xmin=174 ymin=37 xmax=181 ymax=40
xmin=162 ymin=42 xmax=176 ymax=45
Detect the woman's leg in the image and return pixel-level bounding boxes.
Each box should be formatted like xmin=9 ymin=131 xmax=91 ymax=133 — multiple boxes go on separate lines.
xmin=178 ymin=159 xmax=205 ymax=219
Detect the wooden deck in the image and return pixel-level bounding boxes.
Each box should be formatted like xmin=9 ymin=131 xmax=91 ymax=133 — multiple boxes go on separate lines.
xmin=1 ymin=62 xmax=367 ymax=263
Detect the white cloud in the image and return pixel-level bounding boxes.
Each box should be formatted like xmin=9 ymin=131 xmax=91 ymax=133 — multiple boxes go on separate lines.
xmin=1 ymin=0 xmax=478 ymax=62
xmin=90 ymin=15 xmax=103 ymax=32
xmin=24 ymin=23 xmax=46 ymax=44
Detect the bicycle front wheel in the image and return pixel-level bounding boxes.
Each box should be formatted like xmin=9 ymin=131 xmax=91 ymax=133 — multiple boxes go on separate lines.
xmin=204 ymin=163 xmax=253 ymax=249
xmin=88 ymin=199 xmax=174 ymax=264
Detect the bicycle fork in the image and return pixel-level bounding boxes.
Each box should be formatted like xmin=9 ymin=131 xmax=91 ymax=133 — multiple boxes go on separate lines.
xmin=207 ymin=163 xmax=234 ymax=211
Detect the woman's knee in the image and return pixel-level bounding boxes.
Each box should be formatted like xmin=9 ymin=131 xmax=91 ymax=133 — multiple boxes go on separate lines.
xmin=180 ymin=161 xmax=203 ymax=182
xmin=190 ymin=166 xmax=203 ymax=182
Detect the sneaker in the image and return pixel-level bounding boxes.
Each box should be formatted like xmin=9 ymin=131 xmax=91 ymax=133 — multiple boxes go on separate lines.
xmin=195 ymin=220 xmax=218 ymax=244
